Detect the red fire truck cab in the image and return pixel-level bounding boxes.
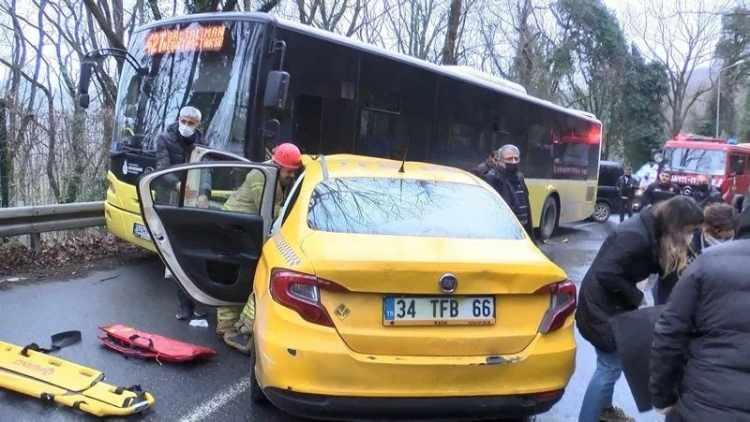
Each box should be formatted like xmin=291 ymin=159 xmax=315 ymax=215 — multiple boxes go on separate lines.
xmin=662 ymin=134 xmax=750 ymax=209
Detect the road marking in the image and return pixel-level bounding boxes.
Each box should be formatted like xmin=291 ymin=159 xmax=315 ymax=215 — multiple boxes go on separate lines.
xmin=180 ymin=377 xmax=251 ymax=422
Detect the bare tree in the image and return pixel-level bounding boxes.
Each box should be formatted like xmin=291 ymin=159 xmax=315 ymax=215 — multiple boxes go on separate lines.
xmin=472 ymin=0 xmax=565 ymax=99
xmin=441 ymin=0 xmax=462 ymax=64
xmin=148 ymin=0 xmax=163 ymax=20
xmin=82 ymin=0 xmax=127 ymax=51
xmin=294 ymin=0 xmax=368 ymax=37
xmin=382 ymin=0 xmax=447 ymax=61
xmin=627 ymin=0 xmax=725 ymax=136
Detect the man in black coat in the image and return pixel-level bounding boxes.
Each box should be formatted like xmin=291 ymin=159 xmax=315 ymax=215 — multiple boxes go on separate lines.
xmin=154 ymin=106 xmax=208 ymax=321
xmin=154 ymin=106 xmax=210 ymax=204
xmin=642 ymin=169 xmax=679 ymax=208
xmin=687 ymin=174 xmax=722 ymax=208
xmin=616 ymin=166 xmax=638 ymax=222
xmin=650 ymin=206 xmax=750 ymax=421
xmin=483 ymin=145 xmax=534 ymax=238
xmin=471 ymin=150 xmax=499 ymax=178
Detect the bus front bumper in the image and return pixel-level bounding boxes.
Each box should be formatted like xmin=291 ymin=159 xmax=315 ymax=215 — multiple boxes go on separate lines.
xmin=104 ymin=201 xmax=156 ymax=252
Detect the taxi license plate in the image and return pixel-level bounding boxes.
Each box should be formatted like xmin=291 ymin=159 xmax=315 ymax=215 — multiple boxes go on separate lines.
xmin=383 ymin=296 xmax=495 ymax=326
xmin=132 ymin=223 xmax=151 ymax=241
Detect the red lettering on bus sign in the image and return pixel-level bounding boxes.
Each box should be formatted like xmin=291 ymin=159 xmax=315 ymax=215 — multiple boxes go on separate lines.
xmin=145 ymin=25 xmax=226 ymax=55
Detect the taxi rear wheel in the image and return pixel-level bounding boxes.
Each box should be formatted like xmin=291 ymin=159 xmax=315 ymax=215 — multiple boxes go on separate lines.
xmin=250 ymin=343 xmax=267 ymax=404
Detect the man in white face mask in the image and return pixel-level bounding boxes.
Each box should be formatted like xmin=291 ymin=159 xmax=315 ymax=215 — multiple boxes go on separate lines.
xmin=155 ymin=106 xmax=204 ymax=169
xmin=154 ymin=105 xmax=208 ymax=321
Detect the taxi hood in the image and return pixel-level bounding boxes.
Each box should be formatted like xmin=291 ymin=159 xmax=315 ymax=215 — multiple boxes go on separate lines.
xmin=300 ymin=232 xmax=566 ymax=295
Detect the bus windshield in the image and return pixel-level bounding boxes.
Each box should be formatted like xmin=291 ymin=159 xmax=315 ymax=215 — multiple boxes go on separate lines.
xmin=664 ymin=147 xmax=727 ymax=175
xmin=112 ymin=20 xmax=264 ymax=156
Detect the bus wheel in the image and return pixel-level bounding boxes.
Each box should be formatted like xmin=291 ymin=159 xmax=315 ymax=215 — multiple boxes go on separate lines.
xmin=539 ymin=196 xmax=559 ymax=241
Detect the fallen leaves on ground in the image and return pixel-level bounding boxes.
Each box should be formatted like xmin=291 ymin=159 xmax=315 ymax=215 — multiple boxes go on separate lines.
xmin=0 ymin=232 xmax=146 ymax=276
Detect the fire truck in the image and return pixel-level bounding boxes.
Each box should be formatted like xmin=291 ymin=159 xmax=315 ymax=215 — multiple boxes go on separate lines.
xmin=661 ymin=134 xmax=750 ymax=210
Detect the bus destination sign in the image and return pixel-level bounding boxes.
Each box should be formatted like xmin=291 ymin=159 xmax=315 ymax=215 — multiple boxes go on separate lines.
xmin=145 ymin=25 xmax=226 ymax=55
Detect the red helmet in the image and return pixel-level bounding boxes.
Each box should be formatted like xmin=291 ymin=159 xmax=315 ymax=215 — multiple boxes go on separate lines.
xmin=272 ymin=142 xmax=302 ymax=170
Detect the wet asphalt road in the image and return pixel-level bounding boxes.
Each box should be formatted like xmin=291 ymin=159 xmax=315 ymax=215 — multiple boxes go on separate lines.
xmin=0 ymin=218 xmax=663 ymax=422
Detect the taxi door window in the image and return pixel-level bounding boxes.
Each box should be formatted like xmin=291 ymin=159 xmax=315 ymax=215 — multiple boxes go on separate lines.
xmin=151 ymin=167 xmax=265 ymax=212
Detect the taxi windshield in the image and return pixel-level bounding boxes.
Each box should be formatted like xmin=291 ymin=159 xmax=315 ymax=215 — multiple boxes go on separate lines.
xmin=307 ymin=177 xmax=524 ymax=239
xmin=112 ymin=20 xmax=264 ymax=156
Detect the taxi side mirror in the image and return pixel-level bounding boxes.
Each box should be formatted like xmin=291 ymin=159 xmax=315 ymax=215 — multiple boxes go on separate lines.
xmin=263 ymin=71 xmax=290 ymax=110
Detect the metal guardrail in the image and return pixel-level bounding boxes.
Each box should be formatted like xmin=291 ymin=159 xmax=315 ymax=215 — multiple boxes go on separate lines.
xmin=0 ymin=201 xmax=105 ymax=237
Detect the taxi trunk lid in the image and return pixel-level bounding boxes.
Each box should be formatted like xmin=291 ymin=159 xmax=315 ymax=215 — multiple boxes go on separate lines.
xmin=301 ymin=232 xmax=568 ymax=357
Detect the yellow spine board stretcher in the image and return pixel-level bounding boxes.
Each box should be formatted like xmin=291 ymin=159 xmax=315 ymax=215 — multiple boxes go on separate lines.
xmin=0 ymin=340 xmax=155 ymax=417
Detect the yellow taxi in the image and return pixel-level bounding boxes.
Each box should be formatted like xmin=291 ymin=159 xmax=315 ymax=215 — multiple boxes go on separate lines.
xmin=138 ymin=154 xmax=576 ymax=420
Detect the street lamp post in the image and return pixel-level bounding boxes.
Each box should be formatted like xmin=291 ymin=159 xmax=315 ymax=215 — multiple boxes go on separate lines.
xmin=716 ymin=59 xmax=746 ymax=138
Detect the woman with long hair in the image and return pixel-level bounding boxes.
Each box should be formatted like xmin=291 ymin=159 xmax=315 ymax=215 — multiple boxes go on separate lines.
xmin=577 ymin=196 xmax=703 ymax=422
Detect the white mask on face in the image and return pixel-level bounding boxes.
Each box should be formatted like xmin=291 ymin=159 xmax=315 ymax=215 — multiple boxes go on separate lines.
xmin=178 ymin=123 xmax=195 ymax=138
xmin=704 ymin=232 xmax=732 ymax=247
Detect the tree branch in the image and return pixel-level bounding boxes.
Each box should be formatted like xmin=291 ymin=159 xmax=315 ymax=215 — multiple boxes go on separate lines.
xmin=82 ymin=0 xmax=126 ymax=50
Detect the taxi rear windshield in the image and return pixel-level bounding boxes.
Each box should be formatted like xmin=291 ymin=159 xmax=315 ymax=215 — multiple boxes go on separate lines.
xmin=307 ymin=177 xmax=524 ymax=239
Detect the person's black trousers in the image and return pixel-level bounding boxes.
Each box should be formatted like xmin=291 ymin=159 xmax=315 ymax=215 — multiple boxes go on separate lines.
xmin=620 ymin=198 xmax=634 ymax=222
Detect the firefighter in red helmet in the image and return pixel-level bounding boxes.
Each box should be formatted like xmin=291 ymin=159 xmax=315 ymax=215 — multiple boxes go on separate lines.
xmin=218 ymin=142 xmax=303 ymax=353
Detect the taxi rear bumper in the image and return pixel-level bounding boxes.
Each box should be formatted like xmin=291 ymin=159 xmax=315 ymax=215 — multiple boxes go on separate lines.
xmin=264 ymin=387 xmax=564 ymax=421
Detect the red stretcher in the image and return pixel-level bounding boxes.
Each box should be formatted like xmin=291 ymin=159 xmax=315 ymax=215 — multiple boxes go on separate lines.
xmin=99 ymin=324 xmax=216 ymax=363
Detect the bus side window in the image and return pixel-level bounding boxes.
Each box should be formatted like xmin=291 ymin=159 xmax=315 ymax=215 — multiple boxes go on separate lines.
xmin=293 ymin=95 xmax=323 ymax=153
xmin=279 ymin=28 xmax=358 ymax=156
xmin=358 ymin=54 xmax=403 ymax=159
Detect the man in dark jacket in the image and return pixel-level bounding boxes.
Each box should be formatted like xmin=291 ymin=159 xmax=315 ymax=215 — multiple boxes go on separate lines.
xmin=154 ymin=106 xmax=210 ymax=205
xmin=650 ymin=206 xmax=750 ymax=421
xmin=642 ymin=169 xmax=679 ymax=207
xmin=484 ymin=145 xmax=534 ymax=238
xmin=471 ymin=150 xmax=499 ymax=177
xmin=687 ymin=174 xmax=722 ymax=208
xmin=154 ymin=106 xmax=208 ymax=320
xmin=616 ymin=166 xmax=638 ymax=222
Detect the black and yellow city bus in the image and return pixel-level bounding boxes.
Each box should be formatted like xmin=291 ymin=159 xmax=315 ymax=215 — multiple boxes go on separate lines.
xmin=79 ymin=12 xmax=602 ymax=250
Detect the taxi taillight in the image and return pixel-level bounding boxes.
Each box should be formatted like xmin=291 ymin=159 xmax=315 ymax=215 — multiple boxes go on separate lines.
xmin=270 ymin=269 xmax=346 ymax=327
xmin=536 ymin=280 xmax=577 ymax=334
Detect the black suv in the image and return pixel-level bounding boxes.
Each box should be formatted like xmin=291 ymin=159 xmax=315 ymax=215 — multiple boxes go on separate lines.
xmin=593 ymin=161 xmax=625 ymax=223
